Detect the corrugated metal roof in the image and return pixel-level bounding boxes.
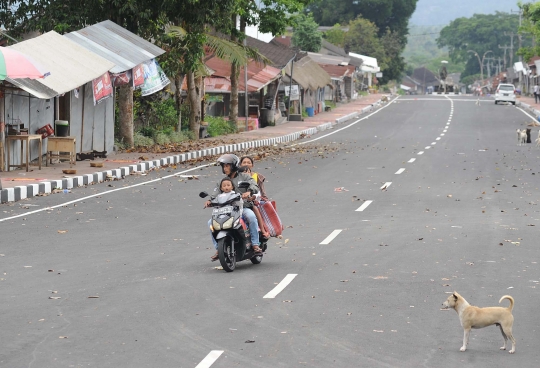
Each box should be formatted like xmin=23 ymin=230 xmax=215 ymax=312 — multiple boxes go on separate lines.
xmin=307 ymin=52 xmax=350 ymax=66
xmin=204 ymin=56 xmax=281 ymax=92
xmin=7 ymin=31 xmax=115 ymax=99
xmin=349 ymin=52 xmax=379 ymax=72
xmin=64 ymin=20 xmax=165 ymax=73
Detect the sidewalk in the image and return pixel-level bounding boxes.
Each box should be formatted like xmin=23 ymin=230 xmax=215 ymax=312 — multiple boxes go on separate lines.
xmin=517 ymin=95 xmax=540 ymax=118
xmin=0 ymin=94 xmax=385 ymax=203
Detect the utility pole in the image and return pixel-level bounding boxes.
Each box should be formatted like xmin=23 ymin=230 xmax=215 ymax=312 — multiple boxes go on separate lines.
xmin=504 ymin=32 xmax=517 ymax=66
xmin=485 ymin=57 xmax=497 ymax=79
xmin=468 ymin=50 xmax=493 ymax=84
xmin=499 ymin=44 xmax=510 ymax=69
xmin=510 ymin=8 xmax=524 ymax=91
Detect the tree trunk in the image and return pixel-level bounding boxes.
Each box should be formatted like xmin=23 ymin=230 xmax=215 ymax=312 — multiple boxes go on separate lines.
xmin=118 ymin=85 xmax=134 ymax=147
xmin=229 ymin=14 xmax=239 ymax=126
xmin=229 ymin=63 xmax=239 ymax=126
xmin=187 ymin=71 xmax=201 ymax=139
xmin=175 ymin=74 xmax=185 ymax=132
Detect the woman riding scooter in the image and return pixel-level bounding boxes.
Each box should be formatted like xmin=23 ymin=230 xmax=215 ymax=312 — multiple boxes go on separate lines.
xmin=205 ymin=154 xmax=262 ymax=261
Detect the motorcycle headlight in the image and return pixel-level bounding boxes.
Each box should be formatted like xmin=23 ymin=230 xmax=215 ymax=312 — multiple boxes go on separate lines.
xmin=222 ymin=217 xmax=234 ymax=229
xmin=212 ymin=219 xmax=220 ymax=231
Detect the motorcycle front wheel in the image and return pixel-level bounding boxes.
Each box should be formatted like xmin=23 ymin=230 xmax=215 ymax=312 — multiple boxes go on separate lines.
xmin=218 ymin=237 xmax=236 ymax=272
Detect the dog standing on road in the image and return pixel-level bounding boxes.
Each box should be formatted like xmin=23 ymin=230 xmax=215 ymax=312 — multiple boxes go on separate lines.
xmin=442 ymin=292 xmax=516 ymax=353
xmin=517 ymin=129 xmax=527 ymax=146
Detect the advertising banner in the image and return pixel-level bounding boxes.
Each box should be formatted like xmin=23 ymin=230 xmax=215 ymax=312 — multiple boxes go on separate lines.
xmin=132 ymin=64 xmax=144 ymax=89
xmin=92 ymin=72 xmax=113 ymax=105
xmin=140 ymin=59 xmax=170 ymax=96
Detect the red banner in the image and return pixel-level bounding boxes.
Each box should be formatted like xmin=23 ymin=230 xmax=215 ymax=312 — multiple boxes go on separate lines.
xmin=92 ymin=72 xmax=113 ymax=105
xmin=132 ymin=64 xmax=144 ymax=89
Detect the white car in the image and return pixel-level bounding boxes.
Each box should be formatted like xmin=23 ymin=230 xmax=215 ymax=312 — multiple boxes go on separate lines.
xmin=494 ymin=83 xmax=516 ymax=105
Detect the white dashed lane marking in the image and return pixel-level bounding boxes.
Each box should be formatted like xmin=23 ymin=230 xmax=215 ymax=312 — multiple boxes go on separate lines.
xmin=418 ymin=151 xmax=424 ymax=155
xmin=195 ymin=351 xmax=224 ymax=368
xmin=319 ymin=230 xmax=343 ymax=245
xmin=408 ymin=158 xmax=416 ymax=163
xmin=356 ymin=200 xmax=373 ymax=212
xmin=263 ymin=274 xmax=298 ymax=299
xmin=395 ymin=168 xmax=405 ymax=174
xmin=380 ymin=182 xmax=392 ymax=190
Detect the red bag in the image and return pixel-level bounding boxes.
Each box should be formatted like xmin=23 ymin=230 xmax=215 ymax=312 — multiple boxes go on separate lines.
xmin=258 ymin=200 xmax=283 ymax=237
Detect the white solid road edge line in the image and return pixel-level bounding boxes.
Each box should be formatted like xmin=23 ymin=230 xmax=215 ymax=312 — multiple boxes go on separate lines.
xmin=263 ymin=274 xmax=298 ymax=299
xmin=395 ymin=168 xmax=405 ymax=174
xmin=195 ymin=350 xmax=224 ymax=368
xmin=356 ymin=200 xmax=373 ymax=212
xmin=320 ymin=229 xmax=343 ymax=245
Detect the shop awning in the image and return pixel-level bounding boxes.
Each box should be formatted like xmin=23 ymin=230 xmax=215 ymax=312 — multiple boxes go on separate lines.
xmin=349 ymin=52 xmax=380 ymax=73
xmin=7 ymin=31 xmax=115 ymax=99
xmin=64 ymin=20 xmax=165 ymax=73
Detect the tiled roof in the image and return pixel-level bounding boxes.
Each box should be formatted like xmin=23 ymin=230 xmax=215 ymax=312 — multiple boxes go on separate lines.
xmin=246 ymin=36 xmax=295 ymax=69
xmin=412 ymin=67 xmax=439 ymax=86
xmin=271 ymin=35 xmax=292 ymax=48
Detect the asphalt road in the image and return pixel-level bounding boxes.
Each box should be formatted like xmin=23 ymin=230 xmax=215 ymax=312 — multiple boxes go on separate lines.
xmin=2 ymin=95 xmax=540 ymax=368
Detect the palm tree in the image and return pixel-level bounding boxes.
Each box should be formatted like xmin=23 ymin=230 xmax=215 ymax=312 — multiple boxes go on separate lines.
xmin=168 ymin=25 xmax=268 ymax=139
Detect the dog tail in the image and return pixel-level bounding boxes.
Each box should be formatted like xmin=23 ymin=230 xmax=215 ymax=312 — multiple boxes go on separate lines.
xmin=499 ymin=295 xmax=514 ymax=311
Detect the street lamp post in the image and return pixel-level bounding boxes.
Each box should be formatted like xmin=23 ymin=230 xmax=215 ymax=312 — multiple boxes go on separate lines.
xmin=468 ymin=50 xmax=493 ymax=84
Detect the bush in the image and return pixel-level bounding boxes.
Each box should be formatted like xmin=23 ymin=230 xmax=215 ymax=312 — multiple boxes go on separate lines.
xmin=206 ymin=116 xmax=237 ymax=137
xmin=154 ymin=132 xmax=171 ymax=145
xmin=133 ymin=132 xmax=154 ymax=147
xmin=169 ymin=131 xmax=190 ymax=144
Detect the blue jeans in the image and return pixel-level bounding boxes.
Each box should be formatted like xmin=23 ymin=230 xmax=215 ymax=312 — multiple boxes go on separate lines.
xmin=209 ymin=208 xmax=260 ymax=249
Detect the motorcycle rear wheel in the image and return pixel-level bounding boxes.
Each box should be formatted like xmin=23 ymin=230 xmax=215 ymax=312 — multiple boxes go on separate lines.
xmin=218 ymin=237 xmax=236 ymax=272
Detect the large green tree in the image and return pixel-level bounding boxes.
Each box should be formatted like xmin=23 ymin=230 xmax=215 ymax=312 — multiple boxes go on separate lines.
xmin=518 ymin=2 xmax=540 ymax=63
xmin=291 ymin=13 xmax=323 ymax=52
xmin=437 ymin=12 xmax=519 ymax=77
xmin=307 ymin=0 xmax=417 ymax=39
xmin=307 ymin=0 xmax=418 ymax=83
xmin=343 ymin=17 xmax=385 ymax=64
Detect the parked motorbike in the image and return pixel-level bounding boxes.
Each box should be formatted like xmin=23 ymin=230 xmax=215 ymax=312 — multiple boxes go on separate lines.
xmin=200 ymin=182 xmax=267 ymax=272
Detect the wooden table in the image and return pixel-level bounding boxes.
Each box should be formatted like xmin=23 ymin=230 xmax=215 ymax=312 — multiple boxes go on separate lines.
xmin=6 ymin=134 xmax=42 ymax=172
xmin=47 ymin=136 xmax=76 ymax=167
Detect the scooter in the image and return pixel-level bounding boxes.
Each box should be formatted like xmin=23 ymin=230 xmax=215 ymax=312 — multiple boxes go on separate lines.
xmin=200 ymin=183 xmax=267 ymax=272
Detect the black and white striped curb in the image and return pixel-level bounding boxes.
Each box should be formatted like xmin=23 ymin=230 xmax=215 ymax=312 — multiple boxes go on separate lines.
xmin=1 ymin=98 xmax=383 ymax=204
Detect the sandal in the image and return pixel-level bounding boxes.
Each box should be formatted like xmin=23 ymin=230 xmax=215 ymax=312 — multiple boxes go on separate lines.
xmin=210 ymin=252 xmax=219 ymax=262
xmin=252 ymin=245 xmax=263 ymax=254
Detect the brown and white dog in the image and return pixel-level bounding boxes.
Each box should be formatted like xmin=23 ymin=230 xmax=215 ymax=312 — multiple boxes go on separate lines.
xmin=442 ymin=292 xmax=516 ymax=353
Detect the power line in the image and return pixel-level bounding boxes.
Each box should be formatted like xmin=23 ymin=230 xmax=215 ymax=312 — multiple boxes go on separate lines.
xmin=408 ymin=32 xmax=441 ymax=37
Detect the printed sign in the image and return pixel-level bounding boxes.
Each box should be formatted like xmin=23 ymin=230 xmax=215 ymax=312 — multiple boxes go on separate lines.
xmin=140 ymin=59 xmax=170 ymax=96
xmin=132 ymin=64 xmax=144 ymax=89
xmin=92 ymin=72 xmax=113 ymax=105
xmin=284 ymin=85 xmax=299 ymax=101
